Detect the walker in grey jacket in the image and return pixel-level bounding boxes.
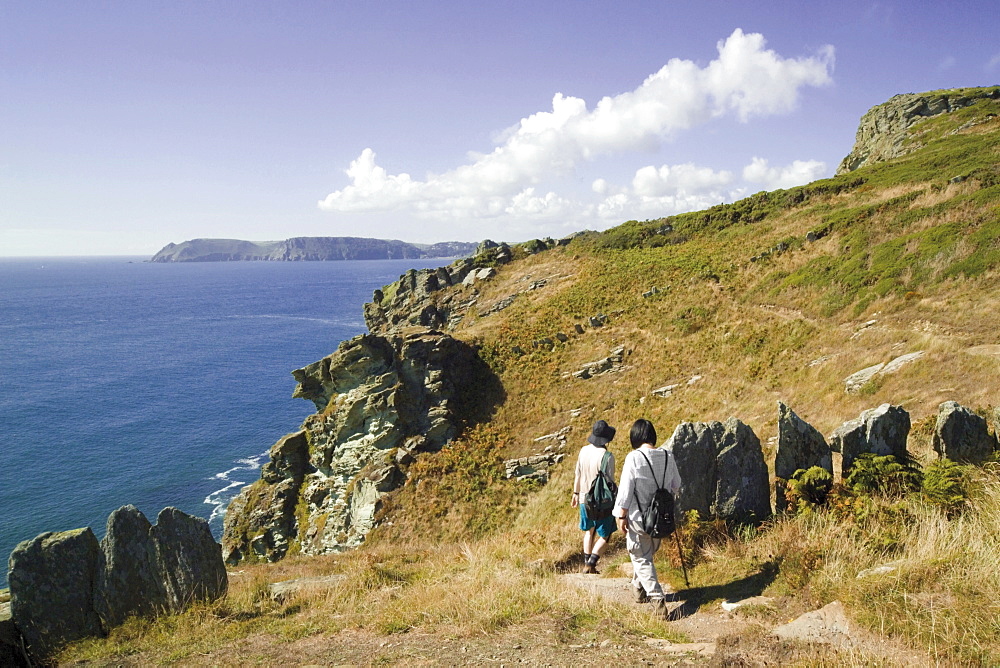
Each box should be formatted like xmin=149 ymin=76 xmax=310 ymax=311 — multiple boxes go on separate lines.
xmin=612 ymin=419 xmax=682 ymax=612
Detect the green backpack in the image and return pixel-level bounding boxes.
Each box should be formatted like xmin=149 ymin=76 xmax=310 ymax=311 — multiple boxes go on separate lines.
xmin=584 ymin=451 xmax=618 ymax=520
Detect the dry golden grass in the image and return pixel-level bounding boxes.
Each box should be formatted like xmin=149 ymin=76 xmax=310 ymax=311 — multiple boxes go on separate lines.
xmin=56 ymin=527 xmax=690 ymax=665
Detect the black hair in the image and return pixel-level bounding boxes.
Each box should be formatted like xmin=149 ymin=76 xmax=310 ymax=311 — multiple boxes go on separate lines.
xmin=629 ymin=419 xmax=657 ymax=449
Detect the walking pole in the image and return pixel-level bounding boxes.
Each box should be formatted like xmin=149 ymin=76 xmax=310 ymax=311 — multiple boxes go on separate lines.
xmin=673 ymin=523 xmax=690 ymax=588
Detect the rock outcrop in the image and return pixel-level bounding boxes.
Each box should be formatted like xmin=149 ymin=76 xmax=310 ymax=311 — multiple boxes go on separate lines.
xmin=504 ymin=452 xmax=566 ymax=483
xmin=563 ymin=346 xmax=627 ymax=380
xmin=364 ymin=259 xmax=479 ymax=333
xmin=932 ymin=401 xmax=996 ymax=464
xmin=665 ymin=418 xmax=771 ymax=525
xmin=224 ymin=240 xmax=557 ymax=566
xmin=774 ymin=403 xmax=832 ymax=512
xmin=222 ymin=329 xmax=503 ymax=563
xmin=836 ymin=87 xmax=1000 ymax=175
xmin=7 ymin=506 xmax=225 ymax=660
xmin=843 ymin=352 xmax=925 ymax=393
xmin=362 ymin=238 xmax=561 ymax=334
xmin=830 ymin=404 xmax=911 ymax=477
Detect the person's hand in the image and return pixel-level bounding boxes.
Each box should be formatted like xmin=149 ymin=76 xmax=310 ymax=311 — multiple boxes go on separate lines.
xmin=571 ymin=492 xmax=579 ymax=507
xmin=616 ymin=516 xmax=628 ymax=532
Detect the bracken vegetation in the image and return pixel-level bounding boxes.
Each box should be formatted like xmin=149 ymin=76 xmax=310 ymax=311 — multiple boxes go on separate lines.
xmin=53 ymin=88 xmax=1000 ymax=665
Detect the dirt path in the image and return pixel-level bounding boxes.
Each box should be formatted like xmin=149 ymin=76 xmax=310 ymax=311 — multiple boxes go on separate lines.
xmin=96 ymin=572 xmax=932 ymax=667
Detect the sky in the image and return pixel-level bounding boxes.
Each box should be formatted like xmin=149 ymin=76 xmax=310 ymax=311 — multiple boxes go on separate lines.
xmin=2 ymin=1 xmax=999 ymax=256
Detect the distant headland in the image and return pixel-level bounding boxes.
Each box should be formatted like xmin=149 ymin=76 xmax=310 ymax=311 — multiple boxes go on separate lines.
xmin=149 ymin=237 xmax=480 ymax=262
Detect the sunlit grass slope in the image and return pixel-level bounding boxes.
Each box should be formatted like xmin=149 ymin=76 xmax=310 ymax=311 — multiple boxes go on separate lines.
xmin=58 ymin=88 xmax=1000 ymax=665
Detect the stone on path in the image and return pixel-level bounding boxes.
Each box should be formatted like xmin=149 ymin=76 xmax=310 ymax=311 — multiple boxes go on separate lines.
xmin=720 ymin=596 xmax=775 ymax=612
xmin=773 ymin=600 xmax=854 ymax=647
xmin=645 ymin=638 xmax=716 ymax=657
xmin=269 ymin=575 xmax=347 ymax=602
xmin=560 ymin=573 xmax=638 ymax=607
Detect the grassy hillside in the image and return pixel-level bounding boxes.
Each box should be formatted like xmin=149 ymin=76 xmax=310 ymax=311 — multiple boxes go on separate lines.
xmin=58 ymin=89 xmax=1000 ymax=665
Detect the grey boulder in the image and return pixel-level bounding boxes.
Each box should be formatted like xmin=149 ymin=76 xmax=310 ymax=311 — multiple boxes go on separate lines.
xmin=666 ymin=418 xmax=771 ymax=524
xmin=8 ymin=528 xmax=103 ymax=657
xmin=774 ymin=402 xmax=832 ymax=512
xmin=830 ymin=404 xmax=910 ymax=477
xmin=932 ymin=401 xmax=996 ymax=464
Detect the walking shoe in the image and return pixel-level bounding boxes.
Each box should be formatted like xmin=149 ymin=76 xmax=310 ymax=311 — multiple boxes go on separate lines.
xmin=652 ymin=598 xmax=669 ymax=619
xmin=632 ymin=585 xmax=649 ymax=603
xmin=581 ymin=562 xmax=598 ymax=574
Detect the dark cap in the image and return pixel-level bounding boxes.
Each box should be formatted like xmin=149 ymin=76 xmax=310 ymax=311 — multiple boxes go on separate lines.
xmin=587 ymin=419 xmax=616 ymax=447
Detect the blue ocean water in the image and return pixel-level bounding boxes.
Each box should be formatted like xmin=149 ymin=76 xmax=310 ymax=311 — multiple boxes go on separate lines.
xmin=0 ymin=256 xmax=446 ymax=587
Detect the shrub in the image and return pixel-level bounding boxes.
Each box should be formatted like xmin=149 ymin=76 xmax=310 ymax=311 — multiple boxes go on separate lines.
xmin=786 ymin=466 xmax=834 ymax=512
xmin=921 ymin=458 xmax=971 ymax=515
xmin=845 ymin=454 xmax=923 ymax=498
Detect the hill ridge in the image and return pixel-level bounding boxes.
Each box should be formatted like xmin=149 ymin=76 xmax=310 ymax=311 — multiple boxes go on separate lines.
xmin=149 ymin=236 xmax=479 ymax=262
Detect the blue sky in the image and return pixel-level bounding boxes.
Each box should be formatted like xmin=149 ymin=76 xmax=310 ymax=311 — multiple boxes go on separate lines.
xmin=2 ymin=1 xmax=998 ymax=256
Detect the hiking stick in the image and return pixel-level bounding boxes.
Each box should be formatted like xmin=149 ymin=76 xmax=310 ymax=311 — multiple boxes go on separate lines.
xmin=673 ymin=524 xmax=690 ymax=588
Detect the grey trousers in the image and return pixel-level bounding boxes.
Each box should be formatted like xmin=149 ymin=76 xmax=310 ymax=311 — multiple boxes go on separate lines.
xmin=626 ymin=526 xmax=664 ymax=601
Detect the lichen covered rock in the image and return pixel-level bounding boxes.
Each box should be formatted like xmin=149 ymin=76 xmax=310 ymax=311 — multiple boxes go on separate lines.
xmin=9 ymin=507 xmax=226 ymax=659
xmin=93 ymin=505 xmax=164 ymax=628
xmin=8 ymin=528 xmax=103 ymax=657
xmin=666 ymin=418 xmax=771 ymax=525
xmin=836 ymin=87 xmax=1000 ymax=174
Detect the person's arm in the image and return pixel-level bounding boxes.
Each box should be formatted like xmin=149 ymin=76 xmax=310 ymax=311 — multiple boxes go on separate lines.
xmin=572 ymin=451 xmax=583 ymax=506
xmin=605 ymin=451 xmax=617 ymax=482
xmin=613 ymin=453 xmax=634 ymax=529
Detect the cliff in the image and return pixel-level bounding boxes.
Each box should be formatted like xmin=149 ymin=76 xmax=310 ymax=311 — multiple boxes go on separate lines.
xmin=149 ymin=236 xmax=479 ymax=262
xmin=221 ymin=241 xmax=531 ymax=563
xmin=836 ymin=86 xmax=999 ymax=174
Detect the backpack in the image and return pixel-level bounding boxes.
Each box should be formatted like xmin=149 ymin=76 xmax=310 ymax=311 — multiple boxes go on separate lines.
xmin=633 ymin=450 xmax=676 ymax=538
xmin=584 ymin=451 xmax=618 ymax=520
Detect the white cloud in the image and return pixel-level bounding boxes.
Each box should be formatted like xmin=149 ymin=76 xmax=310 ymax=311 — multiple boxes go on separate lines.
xmin=318 ymin=29 xmax=834 ymax=236
xmin=742 ymin=157 xmax=827 ymax=190
xmin=588 ymin=162 xmax=733 ymax=221
xmin=936 ymin=55 xmax=957 ymax=72
xmin=632 ymin=164 xmax=733 ymax=197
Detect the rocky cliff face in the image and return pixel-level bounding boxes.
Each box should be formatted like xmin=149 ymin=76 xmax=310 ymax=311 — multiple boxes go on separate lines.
xmin=836 ymin=87 xmax=1000 ymax=175
xmin=222 ymin=328 xmax=503 ymax=563
xmin=221 ymin=239 xmax=563 ymax=564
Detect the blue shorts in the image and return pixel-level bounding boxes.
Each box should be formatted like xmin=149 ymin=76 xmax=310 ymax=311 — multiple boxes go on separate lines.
xmin=579 ymin=504 xmax=617 ymax=539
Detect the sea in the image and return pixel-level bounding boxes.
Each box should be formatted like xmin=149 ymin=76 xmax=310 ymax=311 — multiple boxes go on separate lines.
xmin=0 ymin=256 xmax=447 ymax=588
